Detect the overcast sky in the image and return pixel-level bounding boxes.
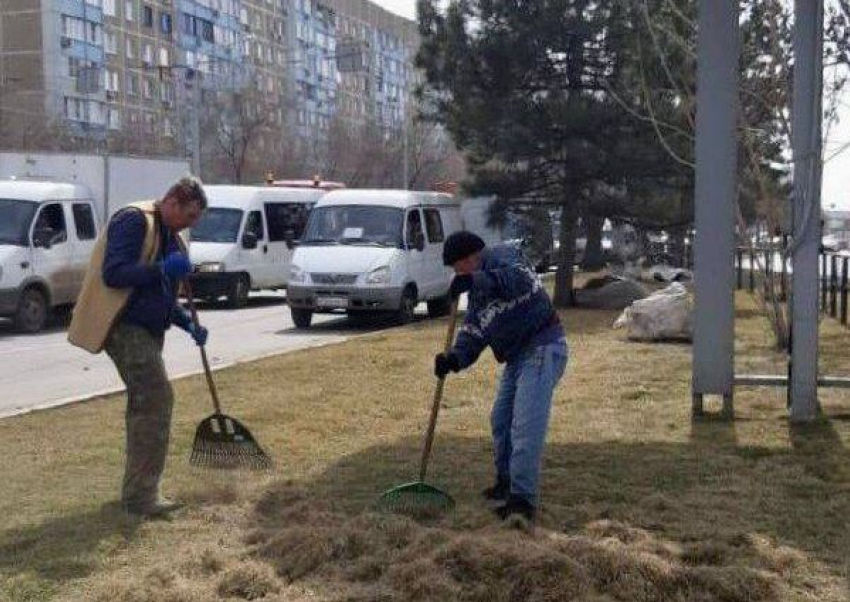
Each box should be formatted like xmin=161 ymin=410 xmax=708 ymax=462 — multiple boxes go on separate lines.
xmin=374 ymin=0 xmax=850 ymax=209
xmin=373 ymin=0 xmax=416 ymax=19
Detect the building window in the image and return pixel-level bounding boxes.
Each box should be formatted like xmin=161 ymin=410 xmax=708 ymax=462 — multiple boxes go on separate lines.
xmin=126 ymin=38 xmax=136 ymax=59
xmin=158 ymin=47 xmax=170 ymax=67
xmin=105 ymin=32 xmax=117 ymax=54
xmin=143 ymin=43 xmax=154 ymax=65
xmin=200 ymin=19 xmax=214 ymax=42
xmin=143 ymin=78 xmax=154 ymax=99
xmin=125 ymin=0 xmax=135 ymax=22
xmin=64 ymin=96 xmax=85 ymax=121
xmin=181 ymin=13 xmax=194 ymax=36
xmin=88 ymin=22 xmax=102 ymax=45
xmin=160 ymin=82 xmax=175 ymax=104
xmin=160 ymin=12 xmax=172 ymax=35
xmin=61 ymin=16 xmax=86 ymax=41
xmin=103 ymin=0 xmax=116 ymax=16
xmin=104 ymin=68 xmax=120 ymax=92
xmin=143 ymin=5 xmax=153 ymax=27
xmin=126 ymin=73 xmax=139 ymax=96
xmin=107 ymin=108 xmax=121 ymax=130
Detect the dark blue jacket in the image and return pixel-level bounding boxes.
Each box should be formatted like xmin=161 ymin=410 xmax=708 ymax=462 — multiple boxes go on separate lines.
xmin=451 ymin=245 xmax=563 ymax=369
xmin=102 ymin=209 xmax=191 ymax=337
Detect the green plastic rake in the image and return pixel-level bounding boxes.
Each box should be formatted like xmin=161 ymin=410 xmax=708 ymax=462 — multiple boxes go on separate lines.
xmin=377 ymin=300 xmax=459 ymax=515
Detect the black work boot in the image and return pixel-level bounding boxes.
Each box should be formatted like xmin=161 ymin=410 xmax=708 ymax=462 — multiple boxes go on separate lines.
xmin=494 ymin=495 xmax=536 ymax=522
xmin=481 ymin=475 xmax=511 ymax=503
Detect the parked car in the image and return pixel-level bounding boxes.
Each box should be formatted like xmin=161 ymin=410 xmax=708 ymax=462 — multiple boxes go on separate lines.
xmin=287 ymin=189 xmax=463 ymax=328
xmin=188 ymin=186 xmax=326 ymax=308
xmin=0 ymin=181 xmax=99 ymax=332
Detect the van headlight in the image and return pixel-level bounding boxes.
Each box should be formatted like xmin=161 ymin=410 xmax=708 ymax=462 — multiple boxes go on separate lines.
xmin=290 ymin=265 xmax=309 ymax=284
xmin=365 ymin=265 xmax=390 ymax=285
xmin=196 ymin=262 xmax=226 ymax=273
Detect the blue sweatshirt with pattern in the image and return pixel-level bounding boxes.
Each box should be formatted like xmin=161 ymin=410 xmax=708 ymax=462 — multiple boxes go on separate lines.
xmin=451 ymin=245 xmax=564 ymax=369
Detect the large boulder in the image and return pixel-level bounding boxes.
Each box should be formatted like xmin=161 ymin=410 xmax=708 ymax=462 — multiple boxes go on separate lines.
xmin=575 ymin=277 xmax=650 ymax=310
xmin=613 ymin=282 xmax=693 ymax=342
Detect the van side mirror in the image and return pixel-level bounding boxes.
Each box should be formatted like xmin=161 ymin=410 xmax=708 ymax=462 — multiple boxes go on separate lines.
xmin=241 ymin=232 xmax=258 ymax=250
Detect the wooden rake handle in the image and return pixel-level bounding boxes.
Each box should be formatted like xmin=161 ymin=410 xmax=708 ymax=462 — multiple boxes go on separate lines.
xmin=419 ymin=299 xmax=460 ymax=482
xmin=182 ymin=278 xmax=223 ymax=415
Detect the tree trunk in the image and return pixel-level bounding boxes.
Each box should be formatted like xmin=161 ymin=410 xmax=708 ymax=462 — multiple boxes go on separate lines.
xmin=554 ymin=203 xmax=578 ymax=308
xmin=581 ymin=213 xmax=606 ymax=271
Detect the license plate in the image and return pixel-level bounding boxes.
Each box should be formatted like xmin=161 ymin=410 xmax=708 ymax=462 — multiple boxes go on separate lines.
xmin=317 ymin=296 xmax=348 ymax=309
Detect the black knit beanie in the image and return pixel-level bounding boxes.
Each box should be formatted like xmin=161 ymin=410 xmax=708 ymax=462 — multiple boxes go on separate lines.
xmin=443 ymin=231 xmax=486 ymax=265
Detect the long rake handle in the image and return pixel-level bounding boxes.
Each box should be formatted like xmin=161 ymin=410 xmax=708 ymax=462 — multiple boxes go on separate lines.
xmin=182 ymin=279 xmax=223 ymax=415
xmin=419 ymin=299 xmax=460 ymax=482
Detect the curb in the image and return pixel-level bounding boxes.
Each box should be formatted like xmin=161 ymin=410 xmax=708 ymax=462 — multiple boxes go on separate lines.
xmin=0 ymin=329 xmax=387 ymax=420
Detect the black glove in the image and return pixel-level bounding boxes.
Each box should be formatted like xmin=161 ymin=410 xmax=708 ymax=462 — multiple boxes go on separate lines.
xmin=434 ymin=352 xmax=460 ymax=378
xmin=449 ymin=274 xmax=474 ymax=300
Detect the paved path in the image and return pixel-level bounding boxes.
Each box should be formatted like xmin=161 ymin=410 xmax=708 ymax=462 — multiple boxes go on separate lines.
xmin=0 ymin=293 xmax=376 ymax=419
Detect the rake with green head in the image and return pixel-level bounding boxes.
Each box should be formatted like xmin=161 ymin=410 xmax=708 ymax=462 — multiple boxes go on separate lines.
xmin=183 ymin=280 xmax=272 ymax=470
xmin=377 ymin=300 xmax=459 ymax=515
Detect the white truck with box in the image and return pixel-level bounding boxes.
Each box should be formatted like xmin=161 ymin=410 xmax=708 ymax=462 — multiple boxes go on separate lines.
xmin=0 ymin=152 xmax=190 ymax=332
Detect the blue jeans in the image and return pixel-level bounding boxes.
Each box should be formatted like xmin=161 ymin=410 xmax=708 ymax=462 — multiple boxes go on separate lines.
xmin=491 ymin=338 xmax=568 ymax=505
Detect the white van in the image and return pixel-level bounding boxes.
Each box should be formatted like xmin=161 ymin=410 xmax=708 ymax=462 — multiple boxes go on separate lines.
xmin=188 ymin=185 xmax=325 ymax=307
xmin=0 ymin=181 xmax=99 ymax=332
xmin=287 ymin=189 xmax=462 ymax=328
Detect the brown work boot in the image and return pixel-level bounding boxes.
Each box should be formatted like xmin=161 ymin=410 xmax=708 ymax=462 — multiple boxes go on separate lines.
xmin=125 ymin=497 xmax=184 ymax=518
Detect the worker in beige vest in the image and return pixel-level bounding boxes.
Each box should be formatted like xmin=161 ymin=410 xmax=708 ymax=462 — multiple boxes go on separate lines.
xmin=69 ymin=177 xmax=208 ymax=517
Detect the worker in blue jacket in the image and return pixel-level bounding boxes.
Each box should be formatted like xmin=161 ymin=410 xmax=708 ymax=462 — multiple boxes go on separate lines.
xmin=101 ymin=178 xmax=208 ymax=517
xmin=435 ymin=232 xmax=568 ymax=521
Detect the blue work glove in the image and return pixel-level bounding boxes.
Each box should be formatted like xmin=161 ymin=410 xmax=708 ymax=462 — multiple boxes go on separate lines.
xmin=187 ymin=323 xmax=208 ymax=347
xmin=434 ymin=352 xmax=460 ymax=378
xmin=449 ymin=274 xmax=474 ymax=300
xmin=161 ymin=252 xmax=193 ymax=280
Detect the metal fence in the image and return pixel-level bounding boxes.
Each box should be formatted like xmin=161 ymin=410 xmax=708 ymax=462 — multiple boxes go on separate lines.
xmin=735 ymin=246 xmax=850 ymax=326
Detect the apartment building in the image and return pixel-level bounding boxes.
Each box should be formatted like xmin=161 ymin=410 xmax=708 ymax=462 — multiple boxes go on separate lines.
xmin=0 ymin=0 xmax=419 ymax=155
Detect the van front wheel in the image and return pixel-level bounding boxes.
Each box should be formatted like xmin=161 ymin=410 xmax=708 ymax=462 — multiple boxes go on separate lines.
xmin=291 ymin=308 xmax=313 ymax=329
xmin=14 ymin=287 xmax=48 ymax=333
xmin=396 ymin=288 xmax=417 ymax=324
xmin=227 ymin=274 xmax=250 ymax=309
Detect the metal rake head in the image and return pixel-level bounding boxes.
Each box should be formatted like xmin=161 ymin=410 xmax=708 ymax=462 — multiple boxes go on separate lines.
xmin=376 ymin=481 xmax=455 ymax=517
xmin=189 ymin=413 xmax=273 ymax=470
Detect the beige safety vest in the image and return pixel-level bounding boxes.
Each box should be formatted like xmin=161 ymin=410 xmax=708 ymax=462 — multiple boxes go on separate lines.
xmin=68 ymin=201 xmax=161 ymax=354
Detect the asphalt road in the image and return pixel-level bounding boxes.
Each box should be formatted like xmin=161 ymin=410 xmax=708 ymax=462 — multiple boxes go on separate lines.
xmin=0 ymin=293 xmax=391 ymax=419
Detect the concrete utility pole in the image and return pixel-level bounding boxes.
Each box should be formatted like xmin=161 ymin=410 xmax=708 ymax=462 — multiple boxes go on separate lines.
xmin=789 ymin=0 xmax=824 ymax=422
xmin=691 ymin=0 xmax=739 ymax=417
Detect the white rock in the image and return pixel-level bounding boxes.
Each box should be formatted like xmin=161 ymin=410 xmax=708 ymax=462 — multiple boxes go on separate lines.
xmin=613 ymin=283 xmax=693 ymax=341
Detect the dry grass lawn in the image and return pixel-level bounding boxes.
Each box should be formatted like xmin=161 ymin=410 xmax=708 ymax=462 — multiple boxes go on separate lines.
xmin=1 ymin=291 xmax=849 ymax=602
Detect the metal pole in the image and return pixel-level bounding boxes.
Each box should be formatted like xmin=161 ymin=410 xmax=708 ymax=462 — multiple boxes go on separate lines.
xmin=830 ymin=254 xmax=838 ymax=317
xmin=789 ymin=0 xmax=824 ymax=422
xmin=841 ymin=257 xmax=848 ymax=325
xmin=192 ymin=77 xmax=201 ymax=177
xmin=692 ymin=0 xmax=739 ymax=418
xmin=403 ymin=102 xmax=409 ymax=190
xmin=737 ymin=248 xmax=743 ymax=290
xmin=749 ymin=249 xmax=755 ymax=292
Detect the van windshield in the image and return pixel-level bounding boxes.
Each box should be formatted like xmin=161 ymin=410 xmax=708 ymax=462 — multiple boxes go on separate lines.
xmin=0 ymin=199 xmax=38 ymax=246
xmin=302 ymin=206 xmax=404 ymax=247
xmin=190 ymin=208 xmax=244 ymax=243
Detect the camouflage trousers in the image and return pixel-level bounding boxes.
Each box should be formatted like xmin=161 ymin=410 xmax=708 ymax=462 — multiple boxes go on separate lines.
xmin=105 ymin=322 xmax=174 ymax=512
